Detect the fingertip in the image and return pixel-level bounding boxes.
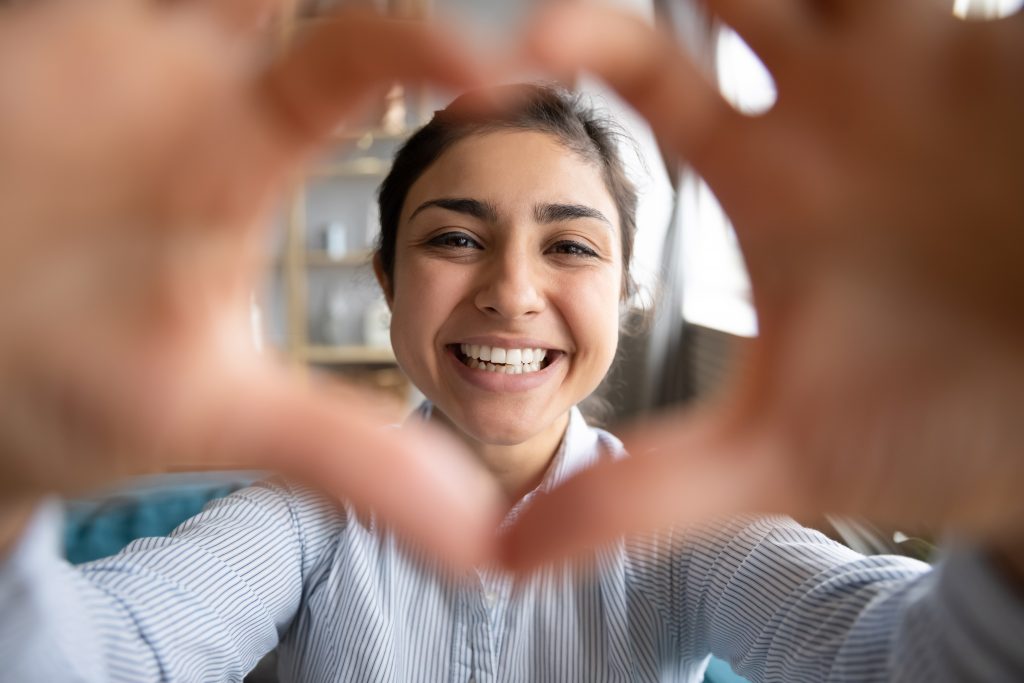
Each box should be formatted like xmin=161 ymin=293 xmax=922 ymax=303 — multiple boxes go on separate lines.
xmin=522 ymin=1 xmax=593 ymax=73
xmin=496 ymin=485 xmax=596 ymax=572
xmin=336 ymin=408 xmax=507 ymax=567
xmin=234 ymin=378 xmax=507 ymax=567
xmin=496 ymin=530 xmax=545 ymax=573
xmin=495 ymin=508 xmax=539 ymax=571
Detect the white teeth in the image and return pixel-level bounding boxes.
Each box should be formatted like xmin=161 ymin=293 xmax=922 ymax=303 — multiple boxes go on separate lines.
xmin=458 ymin=343 xmax=553 ymax=374
xmin=461 ymin=345 xmax=547 ymax=363
xmin=469 ymin=361 xmax=536 ymax=375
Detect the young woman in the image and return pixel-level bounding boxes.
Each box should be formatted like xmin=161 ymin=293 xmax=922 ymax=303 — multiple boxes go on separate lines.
xmin=3 ymin=84 xmax=950 ymax=682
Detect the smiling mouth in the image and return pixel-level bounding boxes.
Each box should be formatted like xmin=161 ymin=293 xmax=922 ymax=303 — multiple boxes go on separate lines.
xmin=450 ymin=343 xmax=554 ymax=375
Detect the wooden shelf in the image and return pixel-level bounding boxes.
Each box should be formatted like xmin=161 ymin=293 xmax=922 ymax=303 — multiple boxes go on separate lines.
xmin=273 ymin=249 xmax=373 ymax=269
xmin=301 ymin=345 xmax=395 ymax=364
xmin=331 ymin=127 xmax=411 ymax=143
xmin=305 ymin=248 xmax=373 ymax=268
xmin=310 ymin=157 xmax=390 ymax=178
xmin=275 ymin=0 xmax=427 ymax=396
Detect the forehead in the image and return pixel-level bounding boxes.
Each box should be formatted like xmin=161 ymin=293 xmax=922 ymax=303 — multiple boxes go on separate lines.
xmin=401 ymin=130 xmax=620 ymax=230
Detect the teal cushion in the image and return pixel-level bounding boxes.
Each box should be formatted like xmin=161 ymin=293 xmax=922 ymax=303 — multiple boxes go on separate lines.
xmin=704 ymin=657 xmax=751 ymax=683
xmin=63 ymin=482 xmax=243 ymax=564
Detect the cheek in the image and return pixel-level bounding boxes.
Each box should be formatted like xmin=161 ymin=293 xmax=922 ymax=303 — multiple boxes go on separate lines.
xmin=388 ymin=260 xmax=466 ymax=357
xmin=565 ymin=272 xmax=622 ymax=368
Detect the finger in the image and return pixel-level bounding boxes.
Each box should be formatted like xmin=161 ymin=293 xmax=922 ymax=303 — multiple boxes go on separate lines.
xmin=523 ymin=2 xmax=741 ymax=168
xmin=803 ymin=0 xmax=907 ymax=22
xmin=501 ymin=406 xmax=793 ymax=570
xmin=703 ymin=0 xmax=808 ymax=66
xmin=201 ymin=371 xmax=505 ymax=568
xmin=259 ymin=9 xmax=490 ymax=147
xmin=154 ymin=0 xmax=285 ymax=35
xmin=802 ymin=0 xmax=952 ymax=36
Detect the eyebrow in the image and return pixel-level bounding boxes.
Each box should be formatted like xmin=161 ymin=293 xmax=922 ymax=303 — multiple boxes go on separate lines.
xmin=408 ymin=198 xmax=612 ymax=229
xmin=409 ymin=198 xmax=498 ymax=223
xmin=534 ymin=202 xmax=612 ymax=227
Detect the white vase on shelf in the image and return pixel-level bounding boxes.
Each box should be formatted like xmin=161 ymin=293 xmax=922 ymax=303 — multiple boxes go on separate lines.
xmin=324 ymin=221 xmax=348 ymax=260
xmin=363 ymin=297 xmax=391 ymax=349
xmin=321 ymin=289 xmax=355 ymax=346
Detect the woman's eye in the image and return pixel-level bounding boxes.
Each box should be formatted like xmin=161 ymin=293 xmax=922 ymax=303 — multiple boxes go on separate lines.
xmin=428 ymin=232 xmax=482 ymax=250
xmin=549 ymin=240 xmax=598 ymax=258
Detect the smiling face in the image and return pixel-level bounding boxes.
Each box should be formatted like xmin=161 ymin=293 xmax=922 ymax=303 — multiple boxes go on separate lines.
xmin=381 ymin=130 xmax=623 ymax=448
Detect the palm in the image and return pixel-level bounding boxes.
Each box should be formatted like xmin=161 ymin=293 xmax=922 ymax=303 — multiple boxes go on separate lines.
xmin=703 ymin=3 xmax=1024 ymax=530
xmin=0 ymin=0 xmax=500 ymax=565
xmin=506 ymin=1 xmax=1024 ymax=566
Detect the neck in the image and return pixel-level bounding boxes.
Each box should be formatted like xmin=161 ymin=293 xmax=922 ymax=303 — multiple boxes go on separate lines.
xmin=432 ymin=410 xmax=571 ymax=504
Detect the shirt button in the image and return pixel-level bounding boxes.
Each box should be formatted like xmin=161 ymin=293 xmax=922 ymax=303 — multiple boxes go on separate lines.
xmin=485 ymin=591 xmax=498 ymax=606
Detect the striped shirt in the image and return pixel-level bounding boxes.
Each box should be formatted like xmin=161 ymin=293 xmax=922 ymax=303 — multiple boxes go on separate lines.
xmin=2 ymin=406 xmax=1023 ymax=682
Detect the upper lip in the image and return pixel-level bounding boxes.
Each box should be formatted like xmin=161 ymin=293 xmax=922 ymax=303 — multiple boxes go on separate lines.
xmin=449 ymin=336 xmax=565 ymax=353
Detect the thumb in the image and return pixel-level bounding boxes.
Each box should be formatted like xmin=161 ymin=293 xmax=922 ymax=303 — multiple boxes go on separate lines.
xmin=192 ymin=371 xmax=505 ymax=569
xmin=501 ymin=404 xmax=791 ymax=570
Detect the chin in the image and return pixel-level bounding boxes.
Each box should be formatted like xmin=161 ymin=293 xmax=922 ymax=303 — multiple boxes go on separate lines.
xmin=433 ymin=398 xmax=568 ymax=448
xmin=460 ymin=417 xmax=539 ymax=447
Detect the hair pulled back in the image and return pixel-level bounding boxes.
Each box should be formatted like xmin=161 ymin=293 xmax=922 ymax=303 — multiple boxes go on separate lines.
xmin=376 ymin=82 xmax=638 ymax=299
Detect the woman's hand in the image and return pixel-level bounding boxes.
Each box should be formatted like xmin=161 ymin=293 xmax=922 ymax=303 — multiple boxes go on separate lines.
xmin=0 ymin=0 xmax=501 ymax=566
xmin=504 ymin=0 xmax=1024 ymax=568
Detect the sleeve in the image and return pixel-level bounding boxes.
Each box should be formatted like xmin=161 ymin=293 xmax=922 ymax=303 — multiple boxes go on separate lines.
xmin=0 ymin=480 xmax=346 ymax=683
xmin=637 ymin=515 xmax=1022 ymax=682
xmin=890 ymin=543 xmax=1024 ymax=681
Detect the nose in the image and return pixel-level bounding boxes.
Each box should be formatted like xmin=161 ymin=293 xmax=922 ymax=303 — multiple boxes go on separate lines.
xmin=474 ymin=248 xmax=546 ymax=320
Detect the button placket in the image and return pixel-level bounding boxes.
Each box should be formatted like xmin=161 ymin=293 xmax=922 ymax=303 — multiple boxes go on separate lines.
xmin=465 ymin=569 xmax=497 ymax=683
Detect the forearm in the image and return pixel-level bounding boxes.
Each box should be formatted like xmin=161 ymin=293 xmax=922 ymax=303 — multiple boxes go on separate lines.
xmin=692 ymin=518 xmax=930 ymax=683
xmin=877 ymin=544 xmax=1024 ymax=682
xmin=729 ymin=539 xmax=1024 ymax=682
xmin=2 ymin=484 xmax=314 ymax=682
xmin=0 ymin=501 xmax=145 ymax=682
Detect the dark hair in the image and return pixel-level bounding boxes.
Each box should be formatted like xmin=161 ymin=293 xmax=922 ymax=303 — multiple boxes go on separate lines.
xmin=376 ymin=82 xmax=639 ymax=300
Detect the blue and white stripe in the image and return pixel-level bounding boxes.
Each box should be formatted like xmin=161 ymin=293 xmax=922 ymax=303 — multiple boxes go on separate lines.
xmin=2 ymin=407 xmax=1023 ymax=682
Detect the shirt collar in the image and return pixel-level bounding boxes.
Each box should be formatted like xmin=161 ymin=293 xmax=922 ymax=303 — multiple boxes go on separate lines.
xmin=537 ymin=406 xmax=604 ymax=492
xmin=409 ymin=402 xmax=622 ymax=523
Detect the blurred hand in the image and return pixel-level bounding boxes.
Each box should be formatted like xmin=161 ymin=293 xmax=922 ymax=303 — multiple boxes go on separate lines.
xmin=504 ymin=0 xmax=1024 ymax=568
xmin=0 ymin=0 xmax=501 ymax=566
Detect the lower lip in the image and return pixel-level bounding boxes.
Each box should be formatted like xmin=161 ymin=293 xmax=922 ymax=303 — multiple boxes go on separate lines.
xmin=445 ymin=346 xmax=561 ymax=393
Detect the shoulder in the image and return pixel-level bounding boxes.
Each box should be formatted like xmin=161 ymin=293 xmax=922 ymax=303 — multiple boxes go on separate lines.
xmin=199 ymin=478 xmax=347 ymax=528
xmin=187 ymin=478 xmax=373 ymax=571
